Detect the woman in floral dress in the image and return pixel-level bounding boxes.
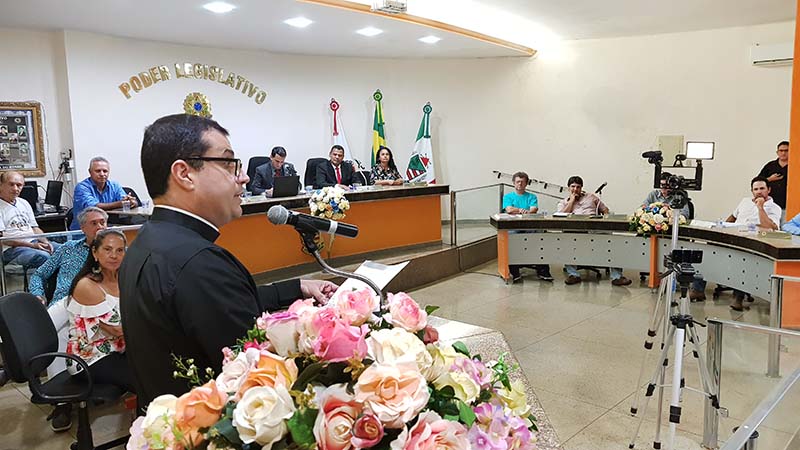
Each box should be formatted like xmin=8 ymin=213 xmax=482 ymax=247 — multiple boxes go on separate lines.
xmin=66 ymin=228 xmax=135 ymax=393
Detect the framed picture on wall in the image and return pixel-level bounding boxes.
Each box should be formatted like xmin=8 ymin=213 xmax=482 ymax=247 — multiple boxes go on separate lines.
xmin=0 ymin=101 xmax=46 ymax=177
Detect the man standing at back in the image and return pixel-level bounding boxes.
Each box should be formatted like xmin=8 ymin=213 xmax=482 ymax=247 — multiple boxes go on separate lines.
xmin=758 ymin=140 xmax=788 ymax=223
xmin=70 ymin=156 xmax=137 ymax=230
xmin=120 ymin=114 xmax=336 ymax=409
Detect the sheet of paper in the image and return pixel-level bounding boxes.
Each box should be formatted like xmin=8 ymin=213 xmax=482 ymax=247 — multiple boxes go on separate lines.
xmin=689 ymin=219 xmax=715 ymax=229
xmin=552 ymin=212 xmax=570 ymax=217
xmin=332 ymin=260 xmax=410 ymax=303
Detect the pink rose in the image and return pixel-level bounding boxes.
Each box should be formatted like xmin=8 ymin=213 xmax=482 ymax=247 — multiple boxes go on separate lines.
xmin=387 ymin=293 xmax=427 ymax=332
xmin=354 ymin=363 xmax=429 ymax=429
xmin=313 ymin=384 xmax=362 ymax=450
xmin=422 ymin=325 xmax=439 ymax=344
xmin=256 ymin=311 xmax=271 ymax=330
xmin=351 ymin=414 xmax=384 ymax=449
xmin=390 ymin=411 xmax=468 ymax=450
xmin=336 ymin=288 xmax=378 ymax=326
xmin=314 ymin=319 xmax=368 ymax=363
xmin=264 ymin=311 xmax=300 ymax=356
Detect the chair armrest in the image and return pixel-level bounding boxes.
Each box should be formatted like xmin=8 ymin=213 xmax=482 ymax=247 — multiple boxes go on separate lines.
xmin=27 ymin=352 xmax=93 ymax=402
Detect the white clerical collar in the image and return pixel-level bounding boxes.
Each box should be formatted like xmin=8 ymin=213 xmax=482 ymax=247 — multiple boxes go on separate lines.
xmin=154 ymin=205 xmax=220 ymax=232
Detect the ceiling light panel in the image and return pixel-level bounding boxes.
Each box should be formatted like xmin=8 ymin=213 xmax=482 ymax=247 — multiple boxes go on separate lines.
xmin=203 ymin=2 xmax=236 ymax=14
xmin=284 ymin=17 xmax=314 ymax=28
xmin=419 ymin=35 xmax=441 ymax=44
xmin=356 ymin=27 xmax=384 ymax=37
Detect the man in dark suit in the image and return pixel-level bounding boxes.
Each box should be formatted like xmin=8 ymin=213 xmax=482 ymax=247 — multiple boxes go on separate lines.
xmin=251 ymin=146 xmax=297 ymax=196
xmin=315 ymin=144 xmax=356 ymax=188
xmin=120 ymin=114 xmax=337 ymax=409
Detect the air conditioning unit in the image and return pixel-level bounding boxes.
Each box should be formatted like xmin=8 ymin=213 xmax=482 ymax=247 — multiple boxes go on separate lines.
xmin=371 ymin=0 xmax=407 ymax=14
xmin=750 ymin=42 xmax=793 ymax=66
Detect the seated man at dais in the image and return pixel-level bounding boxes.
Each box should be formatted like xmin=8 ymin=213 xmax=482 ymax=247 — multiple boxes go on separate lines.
xmin=503 ymin=171 xmax=553 ymax=282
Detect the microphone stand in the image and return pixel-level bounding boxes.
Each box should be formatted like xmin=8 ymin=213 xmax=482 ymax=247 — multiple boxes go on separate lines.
xmin=295 ymin=226 xmax=387 ymax=314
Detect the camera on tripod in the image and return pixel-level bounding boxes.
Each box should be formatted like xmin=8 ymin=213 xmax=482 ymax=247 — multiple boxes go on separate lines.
xmin=665 ymin=249 xmax=703 ymax=286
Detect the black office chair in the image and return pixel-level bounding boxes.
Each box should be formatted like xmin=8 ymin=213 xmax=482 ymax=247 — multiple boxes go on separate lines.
xmin=246 ymin=156 xmax=271 ymax=192
xmin=0 ymin=292 xmax=130 ymax=450
xmin=65 ymin=207 xmax=74 ymax=230
xmin=305 ymin=157 xmax=328 ymax=189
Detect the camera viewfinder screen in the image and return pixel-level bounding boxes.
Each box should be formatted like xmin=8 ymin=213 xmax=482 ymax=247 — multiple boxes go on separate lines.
xmin=685 ymin=141 xmax=714 ymax=160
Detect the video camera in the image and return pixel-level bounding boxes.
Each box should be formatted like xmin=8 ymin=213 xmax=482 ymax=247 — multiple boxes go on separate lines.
xmin=641 ymin=150 xmax=704 ymax=191
xmin=664 ymin=249 xmax=703 ymax=287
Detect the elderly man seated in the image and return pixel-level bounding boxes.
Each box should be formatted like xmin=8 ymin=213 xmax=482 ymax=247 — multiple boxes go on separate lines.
xmin=0 ymin=171 xmax=59 ymax=270
xmin=29 ymin=206 xmax=108 ymax=306
xmin=557 ymin=175 xmax=632 ymax=286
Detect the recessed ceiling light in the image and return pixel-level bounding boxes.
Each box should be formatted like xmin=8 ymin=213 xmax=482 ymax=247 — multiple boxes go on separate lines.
xmin=356 ymin=27 xmax=383 ymax=37
xmin=284 ymin=17 xmax=313 ymax=28
xmin=203 ymin=1 xmax=236 ymax=14
xmin=419 ymin=35 xmax=441 ymax=44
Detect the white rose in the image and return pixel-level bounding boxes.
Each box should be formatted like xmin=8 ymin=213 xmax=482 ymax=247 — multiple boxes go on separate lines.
xmin=233 ymin=385 xmax=296 ymax=449
xmin=433 ymin=370 xmax=481 ymax=404
xmin=653 ymin=214 xmax=665 ymax=224
xmin=141 ymin=394 xmax=178 ymax=438
xmin=422 ymin=343 xmax=459 ymax=382
xmin=496 ymin=380 xmax=530 ymax=416
xmin=264 ymin=315 xmax=300 ymax=356
xmin=367 ymin=328 xmax=432 ymax=370
xmin=216 ymin=347 xmax=260 ymax=396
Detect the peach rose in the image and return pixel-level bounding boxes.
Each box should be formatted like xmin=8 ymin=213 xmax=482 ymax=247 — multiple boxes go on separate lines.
xmin=237 ymin=350 xmax=298 ymax=397
xmin=175 ymin=380 xmax=228 ymax=446
xmin=390 ymin=411 xmax=468 ymax=450
xmin=351 ymin=414 xmax=385 ymax=449
xmin=313 ymin=384 xmax=362 ymax=450
xmin=386 ymin=293 xmax=427 ymax=332
xmin=290 ymin=299 xmax=321 ymax=353
xmin=336 ymin=288 xmax=378 ymax=326
xmin=354 ymin=363 xmax=429 ymax=429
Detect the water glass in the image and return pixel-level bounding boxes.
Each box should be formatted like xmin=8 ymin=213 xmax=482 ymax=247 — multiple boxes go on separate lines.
xmin=122 ymin=200 xmax=131 ymax=212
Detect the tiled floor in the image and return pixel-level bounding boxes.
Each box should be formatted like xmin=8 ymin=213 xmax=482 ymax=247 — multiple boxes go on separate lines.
xmin=410 ymin=262 xmax=800 ymax=450
xmin=3 ymin=260 xmax=800 ymax=449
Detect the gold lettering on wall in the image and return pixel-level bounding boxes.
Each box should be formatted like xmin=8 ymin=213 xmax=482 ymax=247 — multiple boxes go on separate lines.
xmin=118 ymin=63 xmax=266 ymax=106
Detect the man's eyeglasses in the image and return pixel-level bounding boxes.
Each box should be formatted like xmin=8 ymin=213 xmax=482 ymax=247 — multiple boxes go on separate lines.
xmin=186 ymin=157 xmax=242 ymax=178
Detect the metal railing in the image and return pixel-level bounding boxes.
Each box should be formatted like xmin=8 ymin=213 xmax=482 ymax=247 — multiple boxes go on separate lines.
xmin=703 ymin=313 xmax=800 ymax=449
xmin=448 ymin=182 xmax=562 ymax=246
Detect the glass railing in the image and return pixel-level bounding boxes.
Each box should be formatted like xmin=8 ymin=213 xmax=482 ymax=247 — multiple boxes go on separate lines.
xmin=447 ymin=183 xmax=563 ymax=246
xmin=703 ymin=276 xmax=800 ymax=449
xmin=0 ymin=225 xmax=141 ymax=297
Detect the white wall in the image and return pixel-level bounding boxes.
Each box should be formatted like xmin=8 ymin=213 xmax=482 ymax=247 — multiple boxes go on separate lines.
xmin=0 ymin=28 xmax=74 ymax=200
xmin=0 ymin=22 xmax=794 ymax=220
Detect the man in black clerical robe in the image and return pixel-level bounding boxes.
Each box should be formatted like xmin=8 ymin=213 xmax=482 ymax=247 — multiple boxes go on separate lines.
xmin=120 ymin=114 xmax=336 ymax=409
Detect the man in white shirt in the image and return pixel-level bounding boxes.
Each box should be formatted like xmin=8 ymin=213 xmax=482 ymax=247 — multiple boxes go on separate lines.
xmin=0 ymin=171 xmax=57 ymax=269
xmin=726 ymin=176 xmax=781 ymax=230
xmin=720 ymin=176 xmax=782 ymax=311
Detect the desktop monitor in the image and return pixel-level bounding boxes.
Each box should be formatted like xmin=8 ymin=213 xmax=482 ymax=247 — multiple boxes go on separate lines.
xmin=45 ymin=180 xmax=63 ymax=208
xmin=19 ymin=185 xmax=38 ymax=211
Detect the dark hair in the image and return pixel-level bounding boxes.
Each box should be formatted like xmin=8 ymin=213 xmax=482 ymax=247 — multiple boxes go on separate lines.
xmin=68 ymin=229 xmax=128 ymax=297
xmin=512 ymin=171 xmax=530 ymax=184
xmin=751 ymin=176 xmax=770 ymax=188
xmin=778 ymin=141 xmax=789 ymax=148
xmin=659 ymin=171 xmax=672 ymax=182
xmin=271 ymin=146 xmax=287 ymax=158
xmin=140 ymin=114 xmax=229 ymax=198
xmin=330 ymin=145 xmax=345 ymax=154
xmin=376 ymin=146 xmax=398 ymax=172
xmin=567 ymin=176 xmax=583 ymax=187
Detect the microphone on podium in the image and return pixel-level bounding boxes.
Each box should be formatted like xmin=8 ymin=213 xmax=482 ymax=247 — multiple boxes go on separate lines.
xmin=267 ymin=205 xmax=359 ymax=238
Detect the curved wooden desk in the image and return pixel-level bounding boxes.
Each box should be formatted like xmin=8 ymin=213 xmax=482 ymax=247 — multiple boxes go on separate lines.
xmin=491 ymin=214 xmax=800 ymax=327
xmin=220 ymin=184 xmax=448 ymax=274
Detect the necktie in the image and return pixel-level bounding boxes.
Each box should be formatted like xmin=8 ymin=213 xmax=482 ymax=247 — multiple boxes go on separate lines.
xmin=336 ymin=166 xmax=342 ymax=184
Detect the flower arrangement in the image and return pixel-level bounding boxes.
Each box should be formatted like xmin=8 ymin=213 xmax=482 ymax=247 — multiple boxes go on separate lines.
xmin=629 ymin=202 xmax=687 ymax=236
xmin=309 ymin=187 xmax=350 ymax=221
xmin=128 ymin=290 xmax=538 ymax=450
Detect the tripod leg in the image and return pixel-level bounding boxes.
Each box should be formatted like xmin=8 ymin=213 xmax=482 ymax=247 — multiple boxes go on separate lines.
xmin=631 ymin=277 xmax=669 ymax=415
xmin=667 ymin=325 xmax=687 ymax=450
xmin=687 ymin=325 xmax=719 ymax=408
xmin=629 ymin=325 xmax=676 ymax=449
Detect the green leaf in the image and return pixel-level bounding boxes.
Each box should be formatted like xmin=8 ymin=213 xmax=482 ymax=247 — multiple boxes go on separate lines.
xmin=452 ymin=341 xmax=470 ymax=357
xmin=292 ymin=362 xmax=324 ymax=391
xmin=209 ymin=417 xmax=243 ymax=446
xmin=288 ymin=408 xmax=319 ymax=449
xmin=443 ymin=414 xmax=459 ymax=421
xmin=458 ymin=400 xmax=476 ymax=427
xmin=438 ymin=385 xmax=456 ymax=398
xmin=424 ymin=305 xmax=440 ymax=315
xmin=441 ymin=401 xmax=459 ymax=416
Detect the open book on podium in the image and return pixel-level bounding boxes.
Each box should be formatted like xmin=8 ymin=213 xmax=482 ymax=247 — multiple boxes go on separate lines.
xmin=331 ymin=260 xmax=410 ymax=306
